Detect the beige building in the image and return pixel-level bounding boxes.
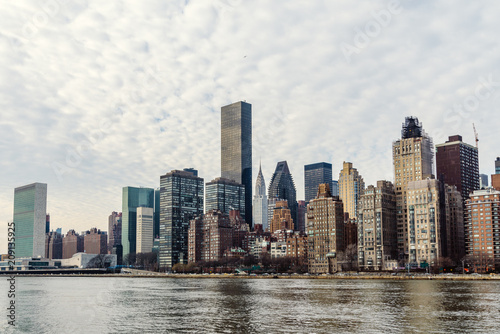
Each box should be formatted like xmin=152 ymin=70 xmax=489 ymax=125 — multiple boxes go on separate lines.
xmin=406 ymin=179 xmax=441 ymax=266
xmin=393 ymin=117 xmax=434 ymax=260
xmin=358 ymin=181 xmax=397 ymax=270
xmin=338 ymin=161 xmax=365 ymax=219
xmin=136 ymin=207 xmax=154 ymax=254
xmin=270 ymin=201 xmax=294 ymax=233
xmin=307 ymin=184 xmax=345 ymax=274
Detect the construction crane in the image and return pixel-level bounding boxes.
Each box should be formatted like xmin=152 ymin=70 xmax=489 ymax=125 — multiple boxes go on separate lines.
xmin=473 ymin=123 xmax=479 ymax=149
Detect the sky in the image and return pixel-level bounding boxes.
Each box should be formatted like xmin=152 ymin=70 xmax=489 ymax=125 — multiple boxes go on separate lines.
xmin=1 ymin=0 xmax=499 ymax=253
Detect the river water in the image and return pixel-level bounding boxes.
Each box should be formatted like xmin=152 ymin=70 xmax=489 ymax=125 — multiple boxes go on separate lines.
xmin=1 ymin=277 xmax=499 ymax=333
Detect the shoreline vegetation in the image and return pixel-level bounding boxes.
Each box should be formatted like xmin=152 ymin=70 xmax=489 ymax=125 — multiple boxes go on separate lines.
xmin=5 ymin=270 xmax=500 ymax=280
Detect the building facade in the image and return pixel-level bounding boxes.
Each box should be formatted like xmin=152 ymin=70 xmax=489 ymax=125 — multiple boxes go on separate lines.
xmin=252 ymin=163 xmax=268 ymax=230
xmin=307 ymin=184 xmax=345 ymax=274
xmin=122 ymin=187 xmax=154 ymax=258
xmin=304 ymin=162 xmax=333 ymax=204
xmin=136 ymin=207 xmax=154 ymax=254
xmin=393 ymin=117 xmax=434 ymax=260
xmin=492 ymin=174 xmax=500 ymax=191
xmin=205 ymin=177 xmax=245 ymax=218
xmin=270 ymin=201 xmax=294 ymax=233
xmin=45 ymin=231 xmax=63 ymax=260
xmin=62 ymin=230 xmax=84 ymax=259
xmin=358 ymin=181 xmax=397 ymax=270
xmin=338 ymin=162 xmax=365 ymax=219
xmin=297 ymin=200 xmax=307 ymax=233
xmin=13 ymin=183 xmax=47 ymax=258
xmin=159 ymin=169 xmax=204 ymax=270
xmin=221 ymin=101 xmax=252 ymax=226
xmin=84 ymin=228 xmax=107 ymax=255
xmin=268 ymin=161 xmax=298 ymax=228
xmin=480 ymin=174 xmax=489 ymax=188
xmin=496 ymin=158 xmax=500 ymax=174
xmin=435 ymin=135 xmax=479 ymax=203
xmin=465 ymin=188 xmax=500 ymax=272
xmin=108 ymin=211 xmax=122 ymax=253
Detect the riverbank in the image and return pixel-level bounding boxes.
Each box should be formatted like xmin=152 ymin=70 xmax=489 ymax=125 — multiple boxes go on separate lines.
xmin=6 ymin=270 xmax=500 ymax=280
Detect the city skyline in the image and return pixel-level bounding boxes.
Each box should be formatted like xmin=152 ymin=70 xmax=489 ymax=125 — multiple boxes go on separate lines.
xmin=1 ymin=1 xmax=500 ymax=253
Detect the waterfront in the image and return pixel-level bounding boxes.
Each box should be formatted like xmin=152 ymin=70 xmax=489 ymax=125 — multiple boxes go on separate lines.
xmin=2 ymin=278 xmax=500 ymax=333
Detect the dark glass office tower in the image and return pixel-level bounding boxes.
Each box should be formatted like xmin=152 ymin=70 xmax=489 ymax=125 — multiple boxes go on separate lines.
xmin=496 ymin=158 xmax=500 ymax=174
xmin=221 ymin=101 xmax=252 ymax=226
xmin=154 ymin=188 xmax=160 ymax=238
xmin=268 ymin=161 xmax=298 ymax=229
xmin=304 ymin=162 xmax=333 ymax=204
xmin=159 ymin=169 xmax=204 ymax=270
xmin=122 ymin=187 xmax=154 ymax=259
xmin=205 ymin=177 xmax=245 ymax=218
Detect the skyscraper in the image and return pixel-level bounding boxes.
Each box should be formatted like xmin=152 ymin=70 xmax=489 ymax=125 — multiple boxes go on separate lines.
xmin=465 ymin=188 xmax=500 ymax=272
xmin=122 ymin=187 xmax=154 ymax=258
xmin=358 ymin=181 xmax=397 ymax=270
xmin=496 ymin=158 xmax=500 ymax=174
xmin=221 ymin=101 xmax=252 ymax=226
xmin=13 ymin=183 xmax=47 ymax=258
xmin=436 ymin=135 xmax=479 ymax=203
xmin=108 ymin=211 xmax=122 ymax=253
xmin=270 ymin=201 xmax=294 ymax=233
xmin=304 ymin=162 xmax=333 ymax=204
xmin=393 ymin=117 xmax=434 ymax=260
xmin=154 ymin=188 xmax=160 ymax=238
xmin=268 ymin=161 xmax=298 ymax=229
xmin=338 ymin=162 xmax=365 ymax=219
xmin=480 ymin=174 xmax=489 ymax=188
xmin=159 ymin=169 xmax=204 ymax=270
xmin=136 ymin=207 xmax=154 ymax=254
xmin=307 ymin=184 xmax=345 ymax=274
xmin=205 ymin=177 xmax=245 ymax=218
xmin=252 ymin=163 xmax=268 ymax=230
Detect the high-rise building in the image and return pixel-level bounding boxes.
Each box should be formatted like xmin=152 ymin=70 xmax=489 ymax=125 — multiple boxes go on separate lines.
xmin=268 ymin=161 xmax=298 ymax=228
xmin=205 ymin=178 xmax=245 ymax=218
xmin=465 ymin=188 xmax=500 ymax=273
xmin=46 ymin=214 xmax=50 ymax=234
xmin=13 ymin=183 xmax=47 ymax=258
xmin=331 ymin=180 xmax=339 ymax=197
xmin=154 ymin=188 xmax=160 ymax=239
xmin=358 ymin=181 xmax=397 ymax=270
xmin=436 ymin=135 xmax=479 ymax=203
xmin=122 ymin=187 xmax=154 ymax=258
xmin=492 ymin=174 xmax=500 ymax=191
xmin=443 ymin=184 xmax=465 ymax=262
xmin=108 ymin=212 xmax=122 ymax=253
xmin=62 ymin=230 xmax=84 ymax=259
xmin=393 ymin=117 xmax=434 ymax=260
xmin=84 ymin=228 xmax=107 ymax=255
xmin=253 ymin=163 xmax=268 ymax=230
xmin=480 ymin=174 xmax=489 ymax=188
xmin=307 ymin=184 xmax=345 ymax=274
xmin=304 ymin=162 xmax=333 ymax=204
xmin=136 ymin=207 xmax=154 ymax=254
xmin=267 ymin=197 xmax=285 ymax=231
xmin=45 ymin=231 xmax=63 ymax=260
xmin=221 ymin=101 xmax=252 ymax=226
xmin=188 ymin=210 xmax=233 ymax=263
xmin=496 ymin=158 xmax=500 ymax=174
xmin=270 ymin=201 xmax=294 ymax=233
xmin=338 ymin=162 xmax=365 ymax=219
xmin=159 ymin=169 xmax=204 ymax=270
xmin=297 ymin=200 xmax=307 ymax=233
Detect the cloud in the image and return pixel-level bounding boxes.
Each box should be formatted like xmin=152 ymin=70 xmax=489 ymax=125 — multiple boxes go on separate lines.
xmin=1 ymin=0 xmax=499 ymax=252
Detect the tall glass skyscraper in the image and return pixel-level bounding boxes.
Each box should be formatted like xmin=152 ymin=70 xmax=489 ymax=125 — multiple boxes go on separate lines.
xmin=268 ymin=161 xmax=298 ymax=229
xmin=159 ymin=169 xmax=204 ymax=270
xmin=13 ymin=183 xmax=47 ymax=258
xmin=304 ymin=162 xmax=333 ymax=204
xmin=221 ymin=101 xmax=252 ymax=226
xmin=122 ymin=187 xmax=154 ymax=259
xmin=205 ymin=177 xmax=245 ymax=218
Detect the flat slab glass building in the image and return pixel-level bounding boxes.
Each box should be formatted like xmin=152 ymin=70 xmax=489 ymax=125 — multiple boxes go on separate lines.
xmin=13 ymin=183 xmax=47 ymax=258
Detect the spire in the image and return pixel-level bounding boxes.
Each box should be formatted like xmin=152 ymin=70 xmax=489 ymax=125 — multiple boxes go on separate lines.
xmin=255 ymin=162 xmax=266 ymax=196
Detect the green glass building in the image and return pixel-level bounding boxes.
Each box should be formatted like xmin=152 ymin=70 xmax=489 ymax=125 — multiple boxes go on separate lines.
xmin=122 ymin=187 xmax=154 ymax=259
xmin=13 ymin=183 xmax=47 ymax=258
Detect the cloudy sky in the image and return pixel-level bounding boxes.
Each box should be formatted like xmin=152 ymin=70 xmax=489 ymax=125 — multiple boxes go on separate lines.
xmin=1 ymin=0 xmax=499 ymax=253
